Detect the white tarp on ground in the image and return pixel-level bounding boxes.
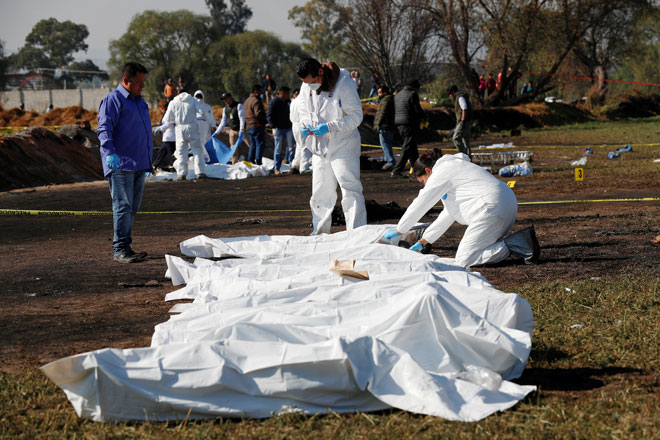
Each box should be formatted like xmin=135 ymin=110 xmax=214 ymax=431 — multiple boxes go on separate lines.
xmin=148 ymin=157 xmax=288 ymax=182
xmin=41 ymin=225 xmax=535 ymax=422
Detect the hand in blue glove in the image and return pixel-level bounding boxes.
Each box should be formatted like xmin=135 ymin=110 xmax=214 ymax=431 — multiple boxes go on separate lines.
xmin=153 ymin=127 xmax=160 ymax=135
xmin=145 ymin=171 xmax=151 ymax=177
xmin=301 ymin=125 xmax=312 ymax=139
xmin=309 ymin=123 xmax=329 ymax=137
xmin=383 ymin=228 xmax=400 ymax=242
xmin=106 ymin=154 xmax=120 ymax=172
xmin=410 ymin=241 xmax=423 ymax=252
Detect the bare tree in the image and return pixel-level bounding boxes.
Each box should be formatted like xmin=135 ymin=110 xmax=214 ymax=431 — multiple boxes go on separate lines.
xmin=338 ymin=0 xmax=439 ymax=89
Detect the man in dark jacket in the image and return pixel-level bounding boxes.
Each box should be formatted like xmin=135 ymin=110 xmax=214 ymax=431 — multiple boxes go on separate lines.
xmin=267 ymin=86 xmax=294 ymax=174
xmin=448 ymin=85 xmax=473 ymax=158
xmin=244 ymin=84 xmax=267 ymax=165
xmin=373 ymin=85 xmax=396 ymax=170
xmin=392 ymin=79 xmax=425 ymax=177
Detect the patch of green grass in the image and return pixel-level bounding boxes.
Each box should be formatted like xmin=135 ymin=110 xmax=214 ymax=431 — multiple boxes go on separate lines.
xmin=2 ymin=269 xmax=658 ymax=439
xmin=518 ymin=116 xmax=660 ymax=147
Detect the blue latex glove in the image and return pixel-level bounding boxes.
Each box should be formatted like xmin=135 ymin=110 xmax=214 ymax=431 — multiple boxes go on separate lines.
xmin=410 ymin=241 xmax=423 ymax=252
xmin=309 ymin=123 xmax=329 ymax=137
xmin=153 ymin=127 xmax=160 ymax=135
xmin=145 ymin=171 xmax=151 ymax=177
xmin=383 ymin=228 xmax=400 ymax=242
xmin=106 ymin=154 xmax=120 ymax=172
xmin=300 ymin=126 xmax=312 ymax=139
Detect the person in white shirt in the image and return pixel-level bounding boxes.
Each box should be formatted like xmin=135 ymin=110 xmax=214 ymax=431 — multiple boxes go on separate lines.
xmin=289 ymin=88 xmax=312 ymax=174
xmin=448 ymin=85 xmax=473 ymax=158
xmin=213 ymin=92 xmax=248 ymax=165
xmin=295 ymin=58 xmax=367 ymax=235
xmin=163 ymin=89 xmax=208 ymax=180
xmin=152 ymin=100 xmax=176 ymax=171
xmin=384 ymin=148 xmax=539 ymax=267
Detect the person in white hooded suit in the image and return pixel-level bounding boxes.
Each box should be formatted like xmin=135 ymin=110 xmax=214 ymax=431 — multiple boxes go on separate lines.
xmin=163 ymin=89 xmax=208 ymax=180
xmin=384 ymin=149 xmax=540 ymax=267
xmin=294 ymin=58 xmax=367 ymax=234
xmin=193 ymin=90 xmax=216 ymax=148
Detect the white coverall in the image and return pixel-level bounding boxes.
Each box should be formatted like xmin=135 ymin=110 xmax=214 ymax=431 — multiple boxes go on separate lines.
xmin=397 ymin=153 xmax=518 ymax=267
xmin=296 ymin=68 xmax=367 ymax=234
xmin=164 ymin=92 xmax=208 ymax=178
xmin=194 ymin=90 xmax=216 ymax=148
xmin=289 ymin=93 xmax=312 ymax=172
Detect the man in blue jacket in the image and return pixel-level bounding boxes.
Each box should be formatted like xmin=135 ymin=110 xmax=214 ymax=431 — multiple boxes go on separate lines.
xmin=97 ymin=62 xmax=153 ymax=263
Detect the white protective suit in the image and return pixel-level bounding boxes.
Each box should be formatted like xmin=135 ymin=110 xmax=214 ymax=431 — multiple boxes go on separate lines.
xmin=289 ymin=93 xmax=312 ymax=172
xmin=194 ymin=90 xmax=216 ymax=148
xmin=397 ymin=153 xmax=518 ymax=267
xmin=164 ymin=92 xmax=208 ymax=178
xmin=296 ymin=68 xmax=367 ymax=234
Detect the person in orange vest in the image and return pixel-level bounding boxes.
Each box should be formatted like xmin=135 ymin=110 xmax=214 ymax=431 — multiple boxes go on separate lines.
xmin=164 ymin=78 xmax=178 ymax=102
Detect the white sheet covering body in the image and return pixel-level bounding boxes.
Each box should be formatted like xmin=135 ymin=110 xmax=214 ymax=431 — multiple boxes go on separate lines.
xmin=41 ymin=225 xmax=535 ymax=422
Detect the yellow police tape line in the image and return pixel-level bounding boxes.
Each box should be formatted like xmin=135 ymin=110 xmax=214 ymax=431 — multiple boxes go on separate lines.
xmin=1 ymin=197 xmax=658 ymax=217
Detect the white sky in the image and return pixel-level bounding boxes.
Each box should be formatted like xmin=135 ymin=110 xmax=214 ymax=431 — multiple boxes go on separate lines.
xmin=0 ymin=0 xmax=305 ymax=69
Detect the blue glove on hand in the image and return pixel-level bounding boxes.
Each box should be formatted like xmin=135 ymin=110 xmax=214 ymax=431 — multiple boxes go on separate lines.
xmin=309 ymin=123 xmax=329 ymax=137
xmin=145 ymin=171 xmax=151 ymax=177
xmin=106 ymin=154 xmax=120 ymax=172
xmin=383 ymin=228 xmax=400 ymax=242
xmin=410 ymin=241 xmax=424 ymax=252
xmin=301 ymin=126 xmax=312 ymax=139
xmin=153 ymin=127 xmax=160 ymax=135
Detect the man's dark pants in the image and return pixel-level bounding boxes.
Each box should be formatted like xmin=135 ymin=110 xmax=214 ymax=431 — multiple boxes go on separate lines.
xmin=392 ymin=124 xmax=419 ymax=175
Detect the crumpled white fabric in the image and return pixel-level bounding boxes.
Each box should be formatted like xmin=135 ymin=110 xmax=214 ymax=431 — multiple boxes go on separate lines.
xmin=41 ymin=225 xmax=535 ymax=422
xmin=148 ymin=157 xmax=285 ymax=181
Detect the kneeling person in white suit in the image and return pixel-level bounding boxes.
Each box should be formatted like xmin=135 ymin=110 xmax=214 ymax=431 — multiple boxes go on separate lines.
xmin=384 ymin=149 xmax=539 ymax=267
xmin=164 ymin=89 xmax=208 ymax=180
xmin=295 ymin=58 xmax=367 ymax=234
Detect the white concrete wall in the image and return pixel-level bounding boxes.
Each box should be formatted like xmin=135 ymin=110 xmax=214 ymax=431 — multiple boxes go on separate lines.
xmin=0 ymin=88 xmax=112 ymax=111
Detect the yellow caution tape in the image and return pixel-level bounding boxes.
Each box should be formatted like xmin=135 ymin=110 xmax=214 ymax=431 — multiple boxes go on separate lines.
xmin=1 ymin=197 xmax=658 ymax=217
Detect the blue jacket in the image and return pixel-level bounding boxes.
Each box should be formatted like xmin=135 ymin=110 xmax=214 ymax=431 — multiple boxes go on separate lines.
xmin=97 ymin=85 xmax=153 ymax=177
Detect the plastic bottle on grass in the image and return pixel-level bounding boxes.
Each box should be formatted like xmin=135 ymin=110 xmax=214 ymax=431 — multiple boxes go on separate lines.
xmin=456 ymin=365 xmax=503 ymax=391
xmin=498 ymin=161 xmax=532 ymax=177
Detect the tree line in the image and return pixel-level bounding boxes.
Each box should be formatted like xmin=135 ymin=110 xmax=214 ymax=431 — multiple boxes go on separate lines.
xmin=2 ymin=0 xmax=659 ymax=107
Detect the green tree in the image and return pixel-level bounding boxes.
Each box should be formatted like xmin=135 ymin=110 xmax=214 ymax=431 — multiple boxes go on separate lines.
xmin=64 ymin=59 xmax=109 ymax=84
xmin=206 ymin=0 xmax=253 ymax=36
xmin=108 ymin=10 xmax=212 ymax=101
xmin=203 ymin=30 xmax=309 ymax=101
xmin=288 ymin=0 xmax=347 ymax=61
xmin=615 ymin=5 xmax=660 ymax=89
xmin=13 ymin=18 xmax=89 ymax=69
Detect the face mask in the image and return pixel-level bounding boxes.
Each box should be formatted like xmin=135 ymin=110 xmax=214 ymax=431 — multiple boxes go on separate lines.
xmin=309 ymin=82 xmax=321 ymax=91
xmin=195 ymin=97 xmax=203 ymax=102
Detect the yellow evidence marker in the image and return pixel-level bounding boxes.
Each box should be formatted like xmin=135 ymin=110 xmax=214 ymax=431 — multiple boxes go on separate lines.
xmin=575 ymin=167 xmax=584 ymax=181
xmin=507 ymin=181 xmax=516 ymax=188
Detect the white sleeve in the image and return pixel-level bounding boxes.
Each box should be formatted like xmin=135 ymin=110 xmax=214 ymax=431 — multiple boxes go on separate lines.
xmin=214 ymin=109 xmax=229 ymax=135
xmin=396 ymin=177 xmax=452 ymax=235
xmin=163 ymin=104 xmax=174 ymax=124
xmin=458 ymin=96 xmax=468 ymax=110
xmin=326 ymin=77 xmax=363 ymax=133
xmin=238 ymin=103 xmax=246 ymax=131
xmin=421 ymin=209 xmax=454 ymax=243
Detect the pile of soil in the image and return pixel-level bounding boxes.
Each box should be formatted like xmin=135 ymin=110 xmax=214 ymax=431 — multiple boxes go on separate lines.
xmin=0 ymin=127 xmax=103 ymax=191
xmin=602 ymin=92 xmax=660 ymax=120
xmin=0 ymin=106 xmax=164 ymax=128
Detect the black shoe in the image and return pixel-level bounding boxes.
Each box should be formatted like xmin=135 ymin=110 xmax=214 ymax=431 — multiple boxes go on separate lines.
xmin=126 ymin=249 xmax=148 ymax=260
xmin=113 ymin=253 xmax=140 ymax=263
xmin=527 ymin=226 xmax=541 ymax=264
xmin=382 ymin=163 xmax=394 ymax=171
xmin=196 ymin=173 xmax=209 ymax=180
xmin=177 ymin=175 xmax=186 ymax=181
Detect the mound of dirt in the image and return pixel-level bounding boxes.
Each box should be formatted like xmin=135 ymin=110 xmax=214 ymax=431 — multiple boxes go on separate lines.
xmin=0 ymin=127 xmax=103 ymax=191
xmin=602 ymin=92 xmax=660 ymax=120
xmin=0 ymin=106 xmax=98 ymax=128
